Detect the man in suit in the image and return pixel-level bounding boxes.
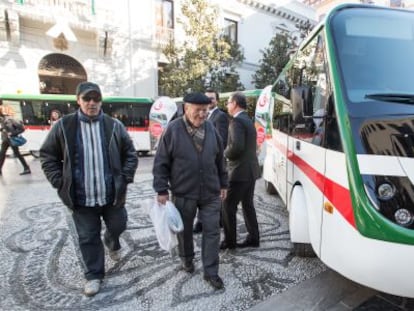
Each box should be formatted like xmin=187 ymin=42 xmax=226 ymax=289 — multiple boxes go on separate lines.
xmin=193 ymin=88 xmax=229 ymax=233
xmin=220 ymin=92 xmax=261 ymax=250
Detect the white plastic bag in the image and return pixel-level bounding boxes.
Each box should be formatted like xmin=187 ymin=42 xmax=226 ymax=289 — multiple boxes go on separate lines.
xmin=165 ymin=201 xmax=184 ymax=233
xmin=148 ymin=199 xmax=178 ymax=252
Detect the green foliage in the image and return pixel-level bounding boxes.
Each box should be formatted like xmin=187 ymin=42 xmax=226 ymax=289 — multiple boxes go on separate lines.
xmin=252 ymin=33 xmax=291 ymax=89
xmin=159 ymin=0 xmax=245 ymax=97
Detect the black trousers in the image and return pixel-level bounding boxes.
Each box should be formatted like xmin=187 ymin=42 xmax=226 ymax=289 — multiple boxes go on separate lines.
xmin=222 ymin=180 xmax=260 ymax=246
xmin=172 ymin=196 xmax=221 ymax=277
xmin=71 ymin=205 xmax=127 ymax=280
xmin=0 ymin=139 xmax=30 ymax=172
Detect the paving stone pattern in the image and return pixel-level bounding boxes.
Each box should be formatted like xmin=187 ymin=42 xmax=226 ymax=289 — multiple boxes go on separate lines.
xmin=0 ymin=158 xmax=327 ymax=311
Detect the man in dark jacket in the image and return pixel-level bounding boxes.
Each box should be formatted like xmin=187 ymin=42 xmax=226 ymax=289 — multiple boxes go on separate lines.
xmin=153 ymin=91 xmax=228 ymax=290
xmin=193 ymin=88 xmax=229 ymax=233
xmin=220 ymin=92 xmax=261 ymax=250
xmin=0 ymin=108 xmax=31 ymax=176
xmin=39 ymin=82 xmax=138 ymax=297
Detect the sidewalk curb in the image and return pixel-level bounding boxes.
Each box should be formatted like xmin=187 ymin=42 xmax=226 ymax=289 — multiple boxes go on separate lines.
xmin=249 ymin=269 xmax=377 ymax=311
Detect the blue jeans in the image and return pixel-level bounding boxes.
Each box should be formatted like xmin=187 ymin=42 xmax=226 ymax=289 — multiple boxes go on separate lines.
xmin=72 ymin=205 xmax=127 ymax=280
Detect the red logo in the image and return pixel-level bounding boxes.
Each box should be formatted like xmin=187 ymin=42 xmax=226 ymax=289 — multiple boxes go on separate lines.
xmin=258 ymin=94 xmax=268 ymax=107
xmin=257 ymin=127 xmax=265 ymax=144
xmin=150 ymin=123 xmax=163 ymax=137
xmin=153 ymin=101 xmax=163 ymax=111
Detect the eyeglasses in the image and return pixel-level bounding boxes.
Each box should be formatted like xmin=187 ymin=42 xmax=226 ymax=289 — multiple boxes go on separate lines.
xmin=82 ymin=95 xmax=101 ymax=102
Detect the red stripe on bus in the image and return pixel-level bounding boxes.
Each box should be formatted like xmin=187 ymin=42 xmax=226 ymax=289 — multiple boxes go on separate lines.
xmin=291 ymin=153 xmax=356 ymax=227
xmin=24 ymin=125 xmax=149 ymax=132
xmin=272 ymin=139 xmax=356 ymax=227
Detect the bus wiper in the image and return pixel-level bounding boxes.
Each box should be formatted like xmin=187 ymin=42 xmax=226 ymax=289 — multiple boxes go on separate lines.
xmin=365 ymin=93 xmax=414 ymax=104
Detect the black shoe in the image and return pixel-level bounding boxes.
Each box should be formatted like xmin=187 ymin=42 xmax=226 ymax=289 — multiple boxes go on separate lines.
xmin=193 ymin=222 xmax=202 ymax=234
xmin=20 ymin=169 xmax=31 ymax=175
xmin=220 ymin=241 xmax=236 ymax=250
xmin=181 ymin=260 xmax=194 ymax=273
xmin=204 ymin=275 xmax=224 ymax=290
xmin=237 ymin=239 xmax=260 ymax=248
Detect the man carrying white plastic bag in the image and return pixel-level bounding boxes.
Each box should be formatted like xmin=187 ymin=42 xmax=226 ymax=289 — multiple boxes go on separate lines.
xmin=149 ymin=200 xmax=183 ymax=253
xmin=152 ymin=92 xmax=228 ymax=290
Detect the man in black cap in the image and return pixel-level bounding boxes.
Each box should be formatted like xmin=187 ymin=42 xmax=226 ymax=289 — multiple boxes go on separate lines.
xmin=40 ymin=81 xmax=138 ymax=296
xmin=153 ymin=91 xmax=228 ymax=290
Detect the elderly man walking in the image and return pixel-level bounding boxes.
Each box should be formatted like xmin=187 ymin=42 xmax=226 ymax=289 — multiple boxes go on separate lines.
xmin=153 ymin=91 xmax=228 ymax=290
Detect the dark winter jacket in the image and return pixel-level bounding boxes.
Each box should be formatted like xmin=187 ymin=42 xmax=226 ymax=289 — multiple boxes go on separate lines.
xmin=0 ymin=117 xmax=25 ymax=141
xmin=39 ymin=111 xmax=138 ymax=210
xmin=225 ymin=111 xmax=260 ymax=181
xmin=152 ymin=118 xmax=228 ymax=200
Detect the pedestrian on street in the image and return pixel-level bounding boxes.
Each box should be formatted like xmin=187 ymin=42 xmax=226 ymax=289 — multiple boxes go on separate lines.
xmin=193 ymin=88 xmax=229 ymax=234
xmin=152 ymin=91 xmax=228 ymax=290
xmin=39 ymin=81 xmax=138 ymax=297
xmin=220 ymin=92 xmax=261 ymax=250
xmin=0 ymin=107 xmax=31 ymax=176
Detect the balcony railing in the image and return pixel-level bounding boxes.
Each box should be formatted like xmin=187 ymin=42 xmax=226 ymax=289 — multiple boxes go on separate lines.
xmin=6 ymin=0 xmax=100 ymax=29
xmin=154 ymin=26 xmax=174 ymax=47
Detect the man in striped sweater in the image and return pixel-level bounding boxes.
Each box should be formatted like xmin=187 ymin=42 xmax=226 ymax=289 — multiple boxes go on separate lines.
xmin=40 ymin=82 xmax=138 ymax=297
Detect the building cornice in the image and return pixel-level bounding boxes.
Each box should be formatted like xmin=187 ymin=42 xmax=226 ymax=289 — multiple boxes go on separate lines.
xmin=237 ymin=0 xmax=314 ymax=25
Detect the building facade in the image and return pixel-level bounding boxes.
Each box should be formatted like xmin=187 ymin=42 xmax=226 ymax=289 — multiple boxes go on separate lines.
xmin=0 ymin=0 xmax=315 ymax=98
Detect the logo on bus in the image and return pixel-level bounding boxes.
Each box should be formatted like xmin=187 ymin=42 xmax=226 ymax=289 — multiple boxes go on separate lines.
xmin=150 ymin=123 xmax=163 ymax=137
xmin=257 ymin=126 xmax=265 ymax=144
xmin=153 ymin=101 xmax=163 ymax=111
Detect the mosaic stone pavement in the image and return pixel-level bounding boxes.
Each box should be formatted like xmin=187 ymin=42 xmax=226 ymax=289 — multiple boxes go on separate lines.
xmin=0 ymin=158 xmax=326 ymax=311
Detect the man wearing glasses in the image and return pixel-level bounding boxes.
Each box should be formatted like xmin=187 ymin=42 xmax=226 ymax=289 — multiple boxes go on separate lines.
xmin=40 ymin=82 xmax=138 ymax=297
xmin=220 ymin=92 xmax=260 ymax=250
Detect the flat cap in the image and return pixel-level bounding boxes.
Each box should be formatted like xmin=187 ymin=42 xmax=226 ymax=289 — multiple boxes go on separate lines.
xmin=183 ymin=92 xmax=211 ymax=105
xmin=76 ymin=81 xmax=102 ymax=96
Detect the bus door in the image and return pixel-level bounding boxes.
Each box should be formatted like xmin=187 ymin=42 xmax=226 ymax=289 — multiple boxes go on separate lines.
xmin=287 ymin=31 xmax=330 ymax=254
xmin=270 ymin=112 xmax=291 ymax=203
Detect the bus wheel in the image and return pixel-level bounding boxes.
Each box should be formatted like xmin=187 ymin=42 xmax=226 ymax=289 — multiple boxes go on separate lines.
xmin=264 ymin=180 xmax=277 ymax=195
xmin=30 ymin=150 xmax=40 ymax=158
xmin=292 ymin=242 xmax=316 ymax=257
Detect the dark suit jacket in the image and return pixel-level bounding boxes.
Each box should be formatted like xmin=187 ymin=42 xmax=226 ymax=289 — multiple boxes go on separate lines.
xmin=209 ymin=108 xmax=229 ymax=148
xmin=224 ymin=111 xmax=260 ymax=182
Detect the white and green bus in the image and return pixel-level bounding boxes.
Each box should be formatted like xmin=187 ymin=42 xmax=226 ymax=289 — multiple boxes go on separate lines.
xmin=261 ymin=4 xmax=414 ymax=297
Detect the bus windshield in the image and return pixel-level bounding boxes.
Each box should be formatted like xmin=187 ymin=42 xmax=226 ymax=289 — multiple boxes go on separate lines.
xmin=331 ymin=7 xmax=414 ymax=104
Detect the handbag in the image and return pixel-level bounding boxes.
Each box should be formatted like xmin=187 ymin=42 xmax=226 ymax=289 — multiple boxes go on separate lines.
xmin=9 ymin=135 xmax=27 ymax=147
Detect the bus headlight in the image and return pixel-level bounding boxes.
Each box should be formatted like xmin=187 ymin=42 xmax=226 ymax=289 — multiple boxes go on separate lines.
xmin=394 ymin=209 xmax=414 ymax=227
xmin=377 ymin=182 xmax=395 ymax=201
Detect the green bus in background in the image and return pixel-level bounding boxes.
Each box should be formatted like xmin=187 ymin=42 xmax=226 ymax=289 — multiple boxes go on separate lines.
xmin=0 ymin=93 xmax=153 ymax=156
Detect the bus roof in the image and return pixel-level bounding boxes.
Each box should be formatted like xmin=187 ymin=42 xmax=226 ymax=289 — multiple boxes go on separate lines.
xmin=0 ymin=93 xmax=153 ymax=103
xmin=219 ymin=89 xmax=263 ymax=99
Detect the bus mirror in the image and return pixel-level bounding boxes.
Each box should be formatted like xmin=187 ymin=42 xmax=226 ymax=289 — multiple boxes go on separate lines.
xmin=291 ymin=87 xmax=304 ymax=123
xmin=302 ymin=87 xmax=313 ymax=117
xmin=276 ymin=80 xmax=288 ymax=97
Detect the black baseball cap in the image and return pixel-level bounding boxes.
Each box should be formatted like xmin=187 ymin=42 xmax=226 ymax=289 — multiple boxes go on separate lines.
xmin=76 ymin=82 xmax=102 ymax=96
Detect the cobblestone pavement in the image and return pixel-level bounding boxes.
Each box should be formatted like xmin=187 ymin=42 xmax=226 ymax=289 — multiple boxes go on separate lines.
xmin=0 ymin=156 xmax=326 ymax=311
